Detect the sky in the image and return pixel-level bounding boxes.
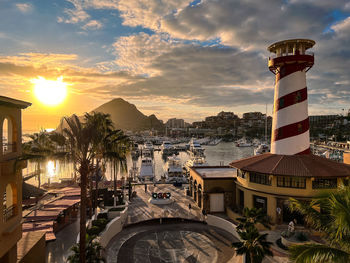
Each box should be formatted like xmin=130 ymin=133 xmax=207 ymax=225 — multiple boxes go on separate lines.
xmin=0 ymin=0 xmax=350 ymax=131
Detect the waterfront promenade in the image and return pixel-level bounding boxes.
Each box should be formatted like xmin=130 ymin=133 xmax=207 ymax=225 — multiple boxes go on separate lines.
xmin=126 ymin=184 xmax=203 ymax=225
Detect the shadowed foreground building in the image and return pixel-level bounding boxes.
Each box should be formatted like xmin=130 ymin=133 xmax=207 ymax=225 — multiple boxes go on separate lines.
xmin=0 ymin=96 xmax=45 ymax=263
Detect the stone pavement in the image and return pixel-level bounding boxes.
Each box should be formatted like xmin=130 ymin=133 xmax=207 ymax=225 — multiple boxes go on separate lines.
xmin=106 ymin=222 xmax=239 ymax=263
xmin=127 ymin=184 xmax=203 ymax=225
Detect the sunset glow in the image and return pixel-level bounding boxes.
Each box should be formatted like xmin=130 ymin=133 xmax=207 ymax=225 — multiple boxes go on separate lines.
xmin=31 ymin=76 xmax=67 ymax=106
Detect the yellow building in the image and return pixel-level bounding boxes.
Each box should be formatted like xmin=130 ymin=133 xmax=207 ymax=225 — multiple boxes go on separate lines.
xmin=189 ymin=166 xmax=236 ymax=213
xmin=230 ymin=153 xmax=350 ymax=225
xmin=0 ymin=96 xmax=31 ymax=262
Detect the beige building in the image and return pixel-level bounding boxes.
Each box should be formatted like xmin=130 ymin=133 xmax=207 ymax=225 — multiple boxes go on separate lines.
xmin=189 ymin=166 xmax=236 ymax=213
xmin=0 ymin=96 xmax=30 ymax=262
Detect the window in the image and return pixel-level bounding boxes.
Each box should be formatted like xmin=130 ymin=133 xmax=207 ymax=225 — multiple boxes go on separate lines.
xmin=312 ymin=178 xmax=337 ymax=189
xmin=277 ymin=176 xmax=306 ymax=189
xmin=237 ymin=169 xmax=245 ymax=179
xmin=249 ymin=172 xmax=271 ymax=185
xmin=279 ymin=98 xmax=285 ymax=108
xmin=253 ymin=195 xmax=267 ymax=213
xmin=295 ymin=91 xmax=302 ymax=103
xmin=298 ymin=123 xmax=303 ymax=133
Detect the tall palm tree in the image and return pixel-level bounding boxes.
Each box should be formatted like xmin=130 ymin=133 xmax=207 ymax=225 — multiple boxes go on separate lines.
xmin=232 ymin=226 xmax=273 ymax=263
xmin=84 ymin=112 xmax=115 ymax=212
xmin=103 ymin=129 xmax=130 ymax=199
xmin=288 ymin=186 xmax=350 ymax=263
xmin=63 ymin=114 xmax=99 ymax=263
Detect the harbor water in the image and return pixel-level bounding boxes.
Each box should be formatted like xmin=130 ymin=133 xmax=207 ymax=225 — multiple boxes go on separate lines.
xmin=24 ymin=142 xmax=254 ymax=187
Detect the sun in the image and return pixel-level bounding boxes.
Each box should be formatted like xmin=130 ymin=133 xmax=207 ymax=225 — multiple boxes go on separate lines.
xmin=31 ymin=76 xmax=68 ymax=106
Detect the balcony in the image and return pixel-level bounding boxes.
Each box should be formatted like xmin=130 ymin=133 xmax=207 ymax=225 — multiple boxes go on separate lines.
xmin=3 ymin=205 xmax=16 ymax=222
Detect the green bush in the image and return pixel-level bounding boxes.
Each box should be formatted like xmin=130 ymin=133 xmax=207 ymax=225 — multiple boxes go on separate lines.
xmin=295 ymin=231 xmax=309 ymax=242
xmin=97 ymin=212 xmax=108 ymax=220
xmin=87 ymin=226 xmax=100 ymax=236
xmin=92 ymin=218 xmax=108 ymax=228
xmin=281 ymin=230 xmax=294 ymax=238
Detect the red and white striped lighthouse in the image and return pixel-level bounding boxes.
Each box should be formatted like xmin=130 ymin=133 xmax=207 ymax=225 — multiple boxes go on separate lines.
xmin=268 ymin=39 xmax=315 ymax=155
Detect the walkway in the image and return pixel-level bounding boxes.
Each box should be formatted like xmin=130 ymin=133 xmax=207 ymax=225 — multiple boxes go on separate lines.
xmin=106 ymin=222 xmax=239 ymax=263
xmin=127 ymin=184 xmax=203 ymax=225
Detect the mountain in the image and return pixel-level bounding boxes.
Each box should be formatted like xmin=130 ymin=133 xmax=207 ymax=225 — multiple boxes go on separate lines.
xmin=90 ymin=98 xmax=164 ymax=131
xmin=56 ymin=98 xmax=164 ymax=132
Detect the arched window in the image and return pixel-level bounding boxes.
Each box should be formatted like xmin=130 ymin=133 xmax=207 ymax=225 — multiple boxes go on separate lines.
xmin=2 ymin=117 xmax=16 ymax=154
xmin=2 ymin=184 xmax=17 ymax=222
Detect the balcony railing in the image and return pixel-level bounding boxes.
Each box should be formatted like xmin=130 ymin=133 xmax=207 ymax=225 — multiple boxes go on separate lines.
xmin=269 ymin=51 xmax=314 ymax=59
xmin=1 ymin=143 xmax=17 ymax=154
xmin=3 ymin=205 xmax=16 ymax=222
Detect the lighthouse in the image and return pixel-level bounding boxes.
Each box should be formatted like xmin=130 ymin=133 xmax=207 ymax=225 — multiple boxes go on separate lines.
xmin=267 ymin=39 xmax=315 ymax=155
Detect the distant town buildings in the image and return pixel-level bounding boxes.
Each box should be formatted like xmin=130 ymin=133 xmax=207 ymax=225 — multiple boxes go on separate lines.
xmin=166 ymin=118 xmax=186 ymax=128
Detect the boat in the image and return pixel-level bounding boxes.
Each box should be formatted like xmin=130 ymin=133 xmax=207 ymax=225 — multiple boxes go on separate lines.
xmin=235 ymin=138 xmax=252 ymax=147
xmin=138 ymin=157 xmax=154 ymax=182
xmin=164 ymin=155 xmax=187 ymax=183
xmin=143 ymin=141 xmax=154 ymax=152
xmin=254 ymin=144 xmax=270 ymax=155
xmin=207 ymin=138 xmax=222 ymax=146
xmin=161 ymin=141 xmax=174 ymax=155
xmin=189 ymin=138 xmax=205 ymax=156
xmin=183 ymin=156 xmax=208 ymax=174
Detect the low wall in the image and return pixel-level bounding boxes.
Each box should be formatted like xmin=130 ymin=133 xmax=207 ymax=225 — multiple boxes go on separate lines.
xmin=206 ymin=214 xmax=240 ymax=241
xmin=100 ymin=207 xmax=128 ymax=248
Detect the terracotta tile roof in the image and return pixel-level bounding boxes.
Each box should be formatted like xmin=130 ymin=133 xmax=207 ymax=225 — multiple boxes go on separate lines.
xmin=229 ymin=153 xmax=350 ymax=177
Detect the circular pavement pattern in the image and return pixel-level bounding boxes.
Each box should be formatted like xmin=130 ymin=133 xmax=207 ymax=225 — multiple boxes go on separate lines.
xmin=108 ymin=223 xmax=237 ymax=263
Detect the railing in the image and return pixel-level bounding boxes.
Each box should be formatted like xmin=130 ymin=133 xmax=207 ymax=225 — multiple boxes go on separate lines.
xmin=1 ymin=143 xmax=17 ymax=154
xmin=269 ymin=51 xmax=314 ymax=59
xmin=3 ymin=205 xmax=16 ymax=222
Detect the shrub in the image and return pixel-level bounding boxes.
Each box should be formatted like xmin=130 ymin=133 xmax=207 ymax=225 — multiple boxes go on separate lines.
xmin=97 ymin=212 xmax=108 ymax=220
xmin=295 ymin=231 xmax=309 ymax=242
xmin=87 ymin=226 xmax=100 ymax=236
xmin=281 ymin=230 xmax=294 ymax=238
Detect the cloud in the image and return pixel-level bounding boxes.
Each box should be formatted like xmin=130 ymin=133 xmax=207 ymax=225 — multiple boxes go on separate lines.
xmin=16 ymin=3 xmax=33 ymax=13
xmin=57 ymin=0 xmax=90 ymax=24
xmin=82 ymin=19 xmax=103 ymax=30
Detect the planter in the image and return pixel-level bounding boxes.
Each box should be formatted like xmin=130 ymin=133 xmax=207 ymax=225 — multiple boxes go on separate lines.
xmin=281 ymin=236 xmax=311 ymax=247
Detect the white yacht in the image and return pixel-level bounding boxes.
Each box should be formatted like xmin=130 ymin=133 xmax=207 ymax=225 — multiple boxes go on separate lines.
xmin=189 ymin=138 xmax=205 ymax=156
xmin=164 ymin=155 xmax=187 ymax=183
xmin=143 ymin=141 xmax=154 ymax=152
xmin=184 ymin=156 xmax=208 ymax=174
xmin=138 ymin=157 xmax=154 ymax=182
xmin=254 ymin=144 xmax=270 ymax=155
xmin=161 ymin=141 xmax=174 ymax=155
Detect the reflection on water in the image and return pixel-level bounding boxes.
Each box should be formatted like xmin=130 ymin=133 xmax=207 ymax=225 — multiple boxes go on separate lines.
xmin=25 ymin=142 xmax=254 ymax=188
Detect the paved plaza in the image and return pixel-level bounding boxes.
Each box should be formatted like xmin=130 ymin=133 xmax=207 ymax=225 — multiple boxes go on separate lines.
xmin=106 ymin=223 xmax=238 ymax=263
xmin=126 ymin=184 xmax=203 ymax=225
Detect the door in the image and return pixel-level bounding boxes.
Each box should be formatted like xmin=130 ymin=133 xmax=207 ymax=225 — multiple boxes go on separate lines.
xmin=210 ymin=193 xmax=224 ymax=212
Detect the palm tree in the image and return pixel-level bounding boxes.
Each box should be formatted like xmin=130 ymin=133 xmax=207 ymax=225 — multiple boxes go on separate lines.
xmin=22 ymin=130 xmax=62 ymax=187
xmin=63 ymin=114 xmax=99 ymax=263
xmin=232 ymin=226 xmax=273 ymax=263
xmin=103 ymin=129 xmax=130 ymax=201
xmin=236 ymin=207 xmax=271 ymax=231
xmin=288 ymin=186 xmax=350 ymax=263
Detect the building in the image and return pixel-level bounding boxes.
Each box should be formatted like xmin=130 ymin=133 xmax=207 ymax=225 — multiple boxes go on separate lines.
xmin=228 ymin=39 xmax=350 ymax=225
xmin=188 ymin=166 xmax=236 ymax=213
xmin=309 ymin=115 xmax=338 ymax=127
xmin=243 ymin=112 xmax=265 ymax=120
xmin=0 ymin=96 xmax=30 ymax=262
xmin=230 ymin=154 xmax=350 ymax=224
xmin=166 ymin=118 xmax=185 ymax=128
